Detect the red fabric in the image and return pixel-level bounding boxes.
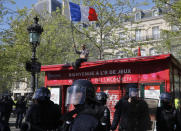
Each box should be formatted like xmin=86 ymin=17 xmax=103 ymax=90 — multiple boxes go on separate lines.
xmin=138 ymin=46 xmax=141 ymax=56
xmin=88 ymin=8 xmax=98 ymax=21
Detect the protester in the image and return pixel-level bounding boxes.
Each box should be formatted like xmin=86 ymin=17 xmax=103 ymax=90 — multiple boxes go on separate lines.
xmin=72 ymin=44 xmax=89 ymax=69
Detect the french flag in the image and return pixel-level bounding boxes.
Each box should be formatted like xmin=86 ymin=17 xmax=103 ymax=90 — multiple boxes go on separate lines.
xmin=63 ymin=1 xmax=98 ymax=22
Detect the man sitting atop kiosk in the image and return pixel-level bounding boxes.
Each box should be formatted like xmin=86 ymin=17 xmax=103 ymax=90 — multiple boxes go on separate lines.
xmin=72 ymin=44 xmax=89 ymax=69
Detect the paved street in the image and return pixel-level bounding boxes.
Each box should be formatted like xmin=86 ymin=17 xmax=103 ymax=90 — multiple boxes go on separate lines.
xmin=9 ymin=115 xmax=20 ymax=131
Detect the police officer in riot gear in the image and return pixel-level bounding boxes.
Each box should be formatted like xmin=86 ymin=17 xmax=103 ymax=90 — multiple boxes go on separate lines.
xmin=111 ymin=84 xmax=134 ymax=130
xmin=21 ymin=87 xmax=61 ymax=131
xmin=96 ymin=92 xmax=111 ymax=131
xmin=156 ymin=92 xmax=177 ymax=131
xmin=111 ymin=84 xmax=151 ymax=131
xmin=15 ymin=96 xmax=27 ymax=128
xmin=2 ymin=94 xmax=14 ymax=124
xmin=61 ymin=79 xmax=106 ymax=131
xmin=0 ymin=95 xmax=10 ymax=131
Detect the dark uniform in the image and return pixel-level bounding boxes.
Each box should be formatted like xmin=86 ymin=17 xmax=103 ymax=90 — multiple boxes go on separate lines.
xmin=2 ymin=94 xmax=14 ymax=124
xmin=156 ymin=93 xmax=176 ymax=131
xmin=21 ymin=87 xmax=61 ymax=131
xmin=0 ymin=96 xmax=10 ymax=131
xmin=15 ymin=96 xmax=27 ymax=128
xmin=111 ymin=85 xmax=151 ymax=131
xmin=96 ymin=92 xmax=111 ymax=131
xmin=61 ymin=79 xmax=106 ymax=131
xmin=0 ymin=96 xmax=6 ymax=121
xmin=176 ymin=107 xmax=181 ymax=131
xmin=0 ymin=119 xmax=10 ymax=131
xmin=111 ymin=95 xmax=129 ymax=130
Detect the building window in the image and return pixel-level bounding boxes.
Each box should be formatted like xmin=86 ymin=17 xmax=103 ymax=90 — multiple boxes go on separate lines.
xmin=135 ymin=12 xmax=141 ymax=21
xmin=119 ymin=32 xmax=126 ymax=43
xmin=152 ymin=9 xmax=159 ymax=17
xmin=141 ymin=49 xmax=146 ymax=56
xmin=149 ymin=48 xmax=157 ymax=56
xmin=134 ymin=49 xmax=146 ymax=56
xmin=115 ymin=51 xmax=125 ymax=58
xmin=135 ymin=29 xmax=141 ymax=41
xmin=96 ymin=23 xmax=100 ymax=27
xmin=152 ymin=26 xmax=160 ymax=40
xmin=83 ymin=23 xmax=88 ymax=28
xmin=171 ymin=25 xmax=179 ymax=31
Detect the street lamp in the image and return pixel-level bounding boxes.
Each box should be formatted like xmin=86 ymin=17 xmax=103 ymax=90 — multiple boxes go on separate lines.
xmin=26 ymin=16 xmax=43 ymax=92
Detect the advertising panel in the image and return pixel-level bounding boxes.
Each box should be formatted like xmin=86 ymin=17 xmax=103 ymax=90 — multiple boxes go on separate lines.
xmin=50 ymin=88 xmax=60 ymax=105
xmin=144 ymin=85 xmax=160 ymax=99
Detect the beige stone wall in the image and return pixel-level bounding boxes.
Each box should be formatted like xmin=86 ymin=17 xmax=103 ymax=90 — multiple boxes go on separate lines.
xmin=104 ymin=14 xmax=171 ymax=59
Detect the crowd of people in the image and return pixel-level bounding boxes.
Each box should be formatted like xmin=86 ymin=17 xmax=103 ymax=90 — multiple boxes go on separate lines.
xmin=0 ymin=79 xmax=181 ymax=131
xmin=0 ymin=93 xmax=30 ymax=130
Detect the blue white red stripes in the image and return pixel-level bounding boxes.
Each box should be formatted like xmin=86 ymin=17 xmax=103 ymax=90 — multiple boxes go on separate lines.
xmin=63 ymin=1 xmax=98 ymax=22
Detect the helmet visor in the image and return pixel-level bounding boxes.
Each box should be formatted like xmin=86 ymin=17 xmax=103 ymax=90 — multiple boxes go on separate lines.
xmin=129 ymin=88 xmax=138 ymax=98
xmin=32 ymin=88 xmax=41 ymax=100
xmin=65 ymin=85 xmax=86 ymax=106
xmin=32 ymin=88 xmax=50 ymax=100
xmin=96 ymin=93 xmax=102 ymax=101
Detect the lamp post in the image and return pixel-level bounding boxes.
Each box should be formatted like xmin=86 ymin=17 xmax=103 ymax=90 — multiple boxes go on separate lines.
xmin=26 ymin=16 xmax=43 ymax=92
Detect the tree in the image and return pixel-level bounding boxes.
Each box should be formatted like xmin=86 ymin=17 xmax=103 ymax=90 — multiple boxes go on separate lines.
xmin=154 ymin=0 xmax=181 ymax=60
xmin=0 ymin=0 xmax=16 ymax=44
xmin=0 ymin=7 xmax=77 ymax=89
xmin=0 ymin=0 xmax=16 ymax=92
xmin=0 ymin=0 xmax=149 ymax=90
xmin=70 ymin=0 xmax=149 ymax=60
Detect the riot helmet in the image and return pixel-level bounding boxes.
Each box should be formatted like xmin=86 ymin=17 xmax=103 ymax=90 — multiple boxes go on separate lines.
xmin=160 ymin=92 xmax=172 ymax=108
xmin=20 ymin=96 xmax=25 ymax=101
xmin=125 ymin=83 xmax=138 ymax=95
xmin=160 ymin=92 xmax=172 ymax=101
xmin=66 ymin=79 xmax=95 ymax=106
xmin=3 ymin=93 xmax=9 ymax=101
xmin=32 ymin=87 xmax=51 ymax=102
xmin=96 ymin=92 xmax=108 ymax=105
xmin=129 ymin=88 xmax=138 ymax=98
xmin=160 ymin=92 xmax=172 ymax=102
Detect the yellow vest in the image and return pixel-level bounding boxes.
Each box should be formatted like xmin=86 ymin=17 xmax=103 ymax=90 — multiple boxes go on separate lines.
xmin=174 ymin=98 xmax=180 ymax=109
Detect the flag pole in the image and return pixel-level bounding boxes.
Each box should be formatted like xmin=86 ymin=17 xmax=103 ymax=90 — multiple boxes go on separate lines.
xmin=71 ymin=21 xmax=76 ymax=48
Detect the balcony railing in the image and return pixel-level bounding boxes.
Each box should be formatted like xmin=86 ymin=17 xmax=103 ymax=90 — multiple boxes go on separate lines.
xmin=119 ymin=34 xmax=161 ymax=44
xmin=135 ymin=34 xmax=161 ymax=41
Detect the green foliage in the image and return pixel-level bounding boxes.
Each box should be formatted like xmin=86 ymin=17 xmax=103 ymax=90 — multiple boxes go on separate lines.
xmin=0 ymin=0 xmax=149 ymax=91
xmin=70 ymin=0 xmax=145 ymax=60
xmin=0 ymin=7 xmax=76 ymax=89
xmin=154 ymin=0 xmax=181 ymax=61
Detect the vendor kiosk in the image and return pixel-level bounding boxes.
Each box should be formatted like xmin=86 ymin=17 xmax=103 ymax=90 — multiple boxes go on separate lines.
xmin=41 ymin=54 xmax=181 ymax=130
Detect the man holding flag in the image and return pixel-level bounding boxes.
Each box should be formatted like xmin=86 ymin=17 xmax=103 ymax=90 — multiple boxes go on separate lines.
xmin=72 ymin=44 xmax=89 ymax=69
xmin=62 ymin=0 xmax=98 ymax=69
